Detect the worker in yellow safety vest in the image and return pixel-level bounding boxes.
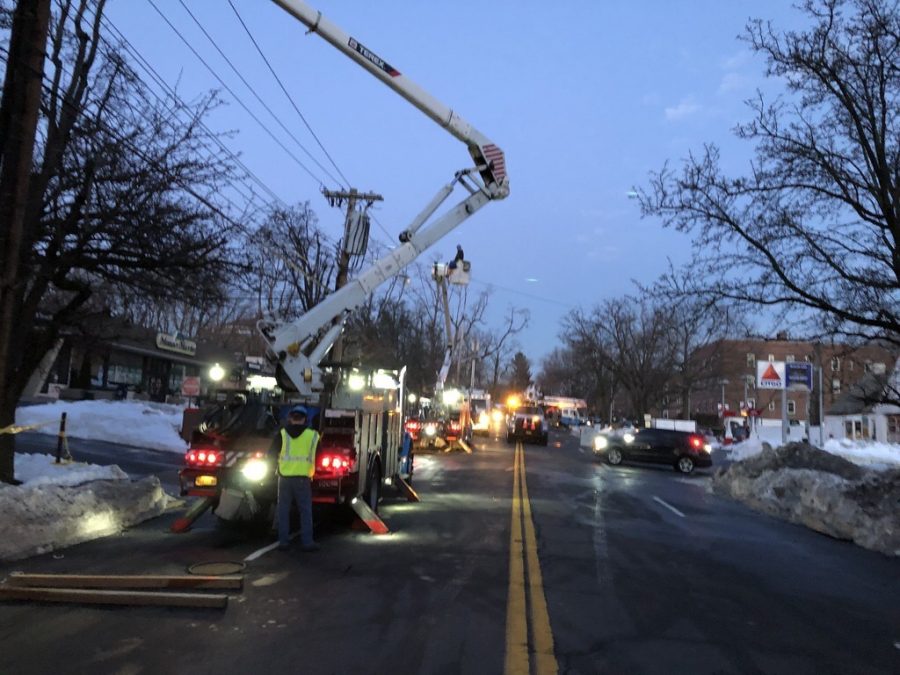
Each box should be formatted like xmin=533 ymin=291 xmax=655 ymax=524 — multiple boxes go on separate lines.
xmin=272 ymin=405 xmax=320 ymax=551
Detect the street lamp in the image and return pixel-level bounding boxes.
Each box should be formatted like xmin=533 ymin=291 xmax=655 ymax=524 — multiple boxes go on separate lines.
xmin=209 ymin=363 xmax=225 ymax=382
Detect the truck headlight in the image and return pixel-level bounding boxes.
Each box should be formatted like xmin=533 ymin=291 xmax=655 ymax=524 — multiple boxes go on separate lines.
xmin=241 ymin=458 xmax=269 ymax=482
xmin=593 ymin=436 xmax=608 ymax=451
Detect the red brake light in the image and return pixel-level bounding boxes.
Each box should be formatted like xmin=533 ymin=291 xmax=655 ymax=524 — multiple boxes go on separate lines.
xmin=186 ymin=449 xmax=222 ymax=467
xmin=318 ymin=453 xmax=350 ymax=475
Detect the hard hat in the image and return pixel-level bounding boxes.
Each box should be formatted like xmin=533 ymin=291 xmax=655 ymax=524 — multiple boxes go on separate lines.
xmin=289 ymin=405 xmax=308 ymax=417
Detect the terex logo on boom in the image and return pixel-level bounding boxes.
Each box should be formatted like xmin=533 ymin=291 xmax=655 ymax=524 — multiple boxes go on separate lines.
xmin=348 ymin=37 xmax=400 ymax=77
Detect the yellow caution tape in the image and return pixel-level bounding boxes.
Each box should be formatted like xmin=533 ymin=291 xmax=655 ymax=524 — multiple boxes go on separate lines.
xmin=0 ymin=420 xmax=58 ymax=435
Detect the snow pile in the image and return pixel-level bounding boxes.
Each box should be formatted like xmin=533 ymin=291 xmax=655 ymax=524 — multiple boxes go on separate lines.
xmin=729 ymin=438 xmax=767 ymax=462
xmin=713 ymin=443 xmax=900 ymax=557
xmin=16 ymin=400 xmax=188 ymax=453
xmin=0 ymin=453 xmax=169 ymax=561
xmin=15 ymin=453 xmax=128 ymax=487
xmin=823 ymin=438 xmax=900 ymax=470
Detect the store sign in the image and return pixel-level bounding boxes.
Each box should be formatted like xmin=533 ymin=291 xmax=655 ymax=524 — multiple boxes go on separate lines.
xmin=785 ymin=362 xmax=813 ymax=391
xmin=757 ymin=360 xmax=785 ymax=389
xmin=156 ymin=332 xmax=197 ymax=356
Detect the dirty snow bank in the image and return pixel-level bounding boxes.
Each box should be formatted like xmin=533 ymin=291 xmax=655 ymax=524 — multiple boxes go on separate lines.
xmin=15 ymin=400 xmax=188 ymax=453
xmin=728 ymin=437 xmax=900 ymax=469
xmin=713 ymin=443 xmax=900 ymax=557
xmin=0 ymin=454 xmax=169 ymax=561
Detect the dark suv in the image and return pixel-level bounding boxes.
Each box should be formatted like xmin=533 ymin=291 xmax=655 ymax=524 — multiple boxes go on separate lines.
xmin=596 ymin=428 xmax=712 ymax=474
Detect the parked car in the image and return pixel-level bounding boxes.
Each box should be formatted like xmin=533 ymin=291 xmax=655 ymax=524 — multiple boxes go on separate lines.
xmin=507 ymin=405 xmax=549 ymax=445
xmin=593 ymin=427 xmax=712 ymax=474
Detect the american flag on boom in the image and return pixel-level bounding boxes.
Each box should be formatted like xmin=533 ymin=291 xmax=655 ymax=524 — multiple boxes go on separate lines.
xmin=481 ymin=144 xmax=507 ymax=183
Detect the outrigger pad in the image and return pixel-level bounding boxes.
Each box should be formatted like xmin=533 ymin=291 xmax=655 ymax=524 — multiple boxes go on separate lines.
xmin=395 ymin=476 xmax=420 ymax=503
xmin=170 ymin=497 xmax=215 ymax=533
xmin=349 ymin=498 xmax=389 ymax=534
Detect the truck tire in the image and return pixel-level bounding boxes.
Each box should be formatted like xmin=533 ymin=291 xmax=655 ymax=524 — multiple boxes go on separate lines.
xmin=365 ymin=461 xmax=382 ymax=512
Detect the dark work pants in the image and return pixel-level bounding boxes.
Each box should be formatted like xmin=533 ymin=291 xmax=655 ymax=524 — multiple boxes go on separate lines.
xmin=277 ymin=475 xmax=314 ymax=547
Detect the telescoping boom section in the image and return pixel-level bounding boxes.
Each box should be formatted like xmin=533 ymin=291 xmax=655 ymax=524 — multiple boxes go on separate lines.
xmin=261 ymin=0 xmax=509 ymax=396
xmin=270 ymin=0 xmax=508 ymax=199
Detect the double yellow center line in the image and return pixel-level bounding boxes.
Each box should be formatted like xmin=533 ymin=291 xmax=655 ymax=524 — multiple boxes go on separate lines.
xmin=505 ymin=441 xmax=558 ymax=675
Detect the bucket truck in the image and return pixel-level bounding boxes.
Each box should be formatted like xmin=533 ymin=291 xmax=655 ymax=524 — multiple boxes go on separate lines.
xmin=177 ymin=0 xmax=507 ymax=531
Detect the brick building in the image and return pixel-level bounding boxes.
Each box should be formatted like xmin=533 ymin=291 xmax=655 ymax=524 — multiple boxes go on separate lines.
xmin=662 ymin=336 xmax=896 ymax=424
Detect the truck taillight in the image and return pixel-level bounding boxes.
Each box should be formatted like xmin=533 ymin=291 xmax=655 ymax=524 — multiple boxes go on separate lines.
xmin=405 ymin=420 xmax=421 ymax=432
xmin=449 ymin=420 xmax=461 ymax=431
xmin=186 ymin=449 xmax=223 ymax=467
xmin=319 ymin=453 xmax=351 ymax=475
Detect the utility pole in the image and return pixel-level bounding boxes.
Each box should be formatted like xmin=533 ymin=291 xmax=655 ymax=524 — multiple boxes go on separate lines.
xmin=322 ymin=188 xmax=383 ymax=364
xmin=0 ymin=0 xmax=53 ymax=484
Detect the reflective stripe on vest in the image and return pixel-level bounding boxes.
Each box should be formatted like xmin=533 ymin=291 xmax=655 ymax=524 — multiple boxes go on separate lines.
xmin=278 ymin=428 xmax=319 ymax=478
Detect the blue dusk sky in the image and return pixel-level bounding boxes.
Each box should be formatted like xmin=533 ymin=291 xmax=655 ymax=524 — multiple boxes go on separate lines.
xmin=104 ymin=0 xmax=809 ymax=365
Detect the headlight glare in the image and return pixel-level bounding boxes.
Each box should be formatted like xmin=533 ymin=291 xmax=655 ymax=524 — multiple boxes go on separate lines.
xmin=241 ymin=458 xmax=269 ymax=482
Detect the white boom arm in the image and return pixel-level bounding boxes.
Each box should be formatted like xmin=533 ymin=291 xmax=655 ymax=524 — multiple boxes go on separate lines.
xmin=262 ymin=1 xmax=508 ymax=396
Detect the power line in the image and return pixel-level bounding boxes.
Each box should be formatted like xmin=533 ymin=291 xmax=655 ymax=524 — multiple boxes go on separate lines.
xmin=144 ymin=0 xmax=330 ymax=190
xmin=174 ymin=0 xmax=346 ymax=189
xmin=227 ymin=0 xmax=352 ymax=188
xmin=469 ymin=279 xmax=576 ymax=309
xmin=86 ymin=7 xmax=288 ymax=211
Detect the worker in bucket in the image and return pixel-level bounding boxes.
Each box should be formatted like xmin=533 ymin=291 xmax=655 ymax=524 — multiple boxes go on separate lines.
xmin=272 ymin=405 xmax=320 ymax=552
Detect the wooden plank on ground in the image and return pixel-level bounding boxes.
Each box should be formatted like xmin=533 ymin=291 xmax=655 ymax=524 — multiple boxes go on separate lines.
xmin=0 ymin=586 xmax=229 ymax=609
xmin=5 ymin=573 xmax=242 ymax=591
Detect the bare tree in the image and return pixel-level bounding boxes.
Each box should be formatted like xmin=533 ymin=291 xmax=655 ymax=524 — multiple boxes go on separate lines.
xmin=644 ymin=267 xmax=747 ymax=417
xmin=241 ymin=202 xmax=336 ymax=321
xmin=476 ymin=306 xmax=529 ymax=395
xmin=563 ymin=296 xmax=677 ymax=418
xmin=0 ymin=0 xmax=239 ymax=482
xmin=640 ymin=0 xmax=900 ymax=350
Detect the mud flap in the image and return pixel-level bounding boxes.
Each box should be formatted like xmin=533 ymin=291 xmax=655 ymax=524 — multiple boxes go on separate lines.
xmin=349 ymin=497 xmax=389 ymax=534
xmin=214 ymin=488 xmax=260 ymax=521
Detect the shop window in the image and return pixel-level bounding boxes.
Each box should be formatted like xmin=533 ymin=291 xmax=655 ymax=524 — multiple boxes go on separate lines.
xmin=787 ymin=400 xmax=796 ymax=415
xmin=887 ymin=415 xmax=900 ymax=443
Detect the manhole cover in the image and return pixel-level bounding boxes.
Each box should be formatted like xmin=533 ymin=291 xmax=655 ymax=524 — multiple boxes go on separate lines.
xmin=187 ymin=561 xmax=246 ymax=576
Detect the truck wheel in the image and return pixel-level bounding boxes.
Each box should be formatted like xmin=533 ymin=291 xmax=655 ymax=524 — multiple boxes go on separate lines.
xmin=365 ymin=462 xmax=382 ymax=512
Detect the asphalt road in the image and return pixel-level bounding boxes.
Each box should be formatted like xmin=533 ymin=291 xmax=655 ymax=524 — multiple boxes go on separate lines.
xmin=1 ymin=430 xmax=898 ymax=675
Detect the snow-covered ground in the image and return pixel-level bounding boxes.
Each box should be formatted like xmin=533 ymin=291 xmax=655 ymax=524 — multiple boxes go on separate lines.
xmin=15 ymin=400 xmax=188 ymax=453
xmin=821 ymin=438 xmax=900 ymax=470
xmin=0 ymin=453 xmax=169 ymax=561
xmin=14 ymin=452 xmax=128 ymax=487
